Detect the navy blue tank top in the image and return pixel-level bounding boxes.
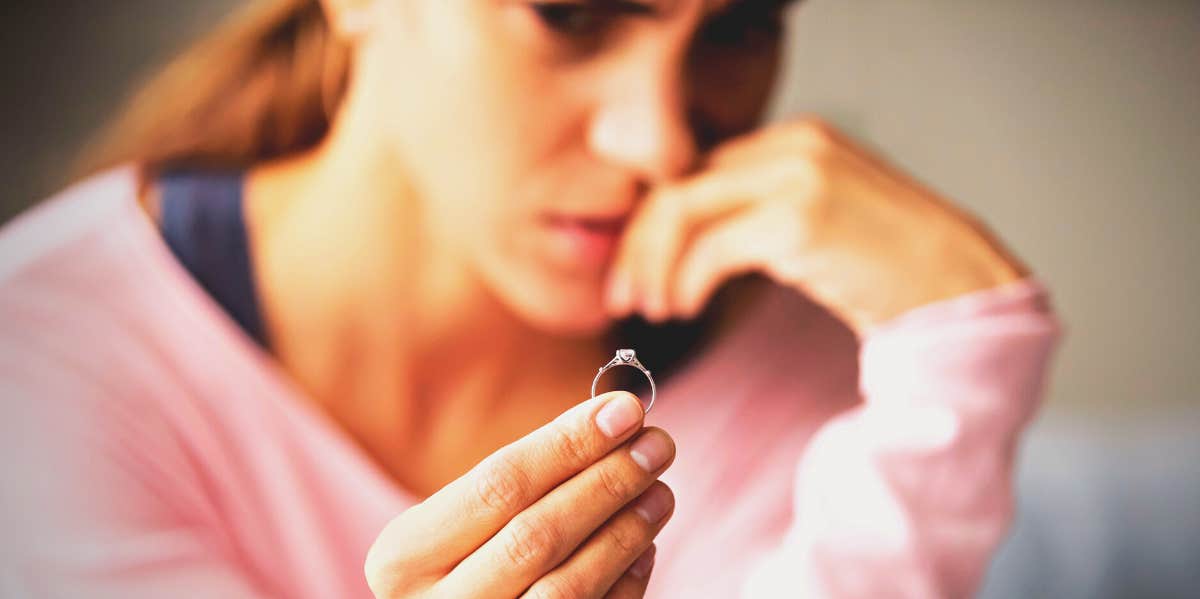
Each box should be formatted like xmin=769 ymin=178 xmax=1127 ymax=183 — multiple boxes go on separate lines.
xmin=157 ymin=170 xmax=269 ymax=349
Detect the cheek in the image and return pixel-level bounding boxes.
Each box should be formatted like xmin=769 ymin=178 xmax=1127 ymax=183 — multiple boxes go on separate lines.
xmin=368 ymin=17 xmax=578 ymax=240
xmin=373 ymin=9 xmax=566 ymax=182
xmin=362 ymin=6 xmax=608 ymax=330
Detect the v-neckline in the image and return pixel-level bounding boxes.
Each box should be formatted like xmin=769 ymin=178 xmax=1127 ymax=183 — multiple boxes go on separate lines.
xmin=118 ymin=167 xmax=422 ymax=509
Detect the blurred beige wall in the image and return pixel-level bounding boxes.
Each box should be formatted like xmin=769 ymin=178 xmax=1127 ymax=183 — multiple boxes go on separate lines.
xmin=769 ymin=0 xmax=1199 ymax=416
xmin=2 ymin=1 xmax=1196 ymax=415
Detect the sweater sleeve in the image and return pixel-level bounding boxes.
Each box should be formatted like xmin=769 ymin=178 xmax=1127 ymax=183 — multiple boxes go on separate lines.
xmin=740 ymin=277 xmax=1063 ymax=598
xmin=0 ymin=345 xmax=271 ymax=598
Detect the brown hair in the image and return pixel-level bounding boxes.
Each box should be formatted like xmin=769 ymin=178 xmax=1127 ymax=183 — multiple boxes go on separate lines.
xmin=77 ymin=0 xmax=349 ymax=179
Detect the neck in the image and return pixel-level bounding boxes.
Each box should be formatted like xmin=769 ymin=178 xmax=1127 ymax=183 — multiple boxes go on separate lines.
xmin=244 ymin=77 xmax=608 ymax=496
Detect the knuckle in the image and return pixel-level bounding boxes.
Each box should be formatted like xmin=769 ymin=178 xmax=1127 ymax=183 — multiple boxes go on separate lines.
xmin=503 ymin=515 xmax=562 ymax=571
xmin=594 ymin=462 xmax=636 ymax=503
xmin=604 ymin=516 xmax=649 ymax=557
xmin=474 ymin=454 xmax=531 ymax=515
xmin=549 ymin=423 xmax=595 ymax=469
xmin=785 ymin=118 xmax=837 ymax=157
xmin=797 ymin=117 xmax=835 ymax=141
xmin=804 ymin=160 xmax=833 ymax=198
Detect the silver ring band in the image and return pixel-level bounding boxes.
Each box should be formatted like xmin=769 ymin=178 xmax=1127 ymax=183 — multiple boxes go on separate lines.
xmin=591 ymin=348 xmax=656 ymax=414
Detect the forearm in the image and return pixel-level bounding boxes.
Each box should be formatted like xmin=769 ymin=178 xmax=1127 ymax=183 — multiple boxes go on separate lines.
xmin=742 ymin=277 xmax=1063 ymax=598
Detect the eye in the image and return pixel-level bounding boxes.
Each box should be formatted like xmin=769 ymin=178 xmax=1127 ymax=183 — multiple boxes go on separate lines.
xmin=529 ymin=2 xmax=613 ymax=38
xmin=697 ymin=3 xmax=786 ymax=48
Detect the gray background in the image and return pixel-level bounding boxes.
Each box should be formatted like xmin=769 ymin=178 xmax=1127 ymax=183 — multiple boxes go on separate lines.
xmin=2 ymin=1 xmax=1197 ymax=596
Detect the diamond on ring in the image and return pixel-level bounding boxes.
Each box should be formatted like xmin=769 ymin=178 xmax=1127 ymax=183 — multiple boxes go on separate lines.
xmin=591 ymin=348 xmax=656 ymax=414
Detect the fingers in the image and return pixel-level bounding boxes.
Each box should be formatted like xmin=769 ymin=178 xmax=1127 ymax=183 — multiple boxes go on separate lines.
xmin=366 ymin=391 xmax=646 ymax=577
xmin=672 ymin=203 xmax=805 ymax=318
xmin=606 ymin=169 xmax=749 ymax=320
xmin=606 ymin=157 xmax=818 ymax=322
xmin=610 ymin=173 xmax=758 ymax=321
xmin=702 ymin=117 xmax=843 ymax=169
xmin=521 ymin=483 xmax=672 ymax=599
xmin=439 ymin=429 xmax=675 ymax=598
xmin=603 ymin=545 xmax=656 ymax=599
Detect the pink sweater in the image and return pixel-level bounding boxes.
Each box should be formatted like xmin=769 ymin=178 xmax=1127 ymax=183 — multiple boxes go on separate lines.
xmin=0 ymin=168 xmax=1061 ymax=598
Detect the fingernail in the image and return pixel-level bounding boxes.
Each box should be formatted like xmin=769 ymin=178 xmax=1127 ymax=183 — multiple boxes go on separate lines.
xmin=630 ymin=544 xmax=657 ymax=579
xmin=634 ymin=485 xmax=672 ymax=524
xmin=628 ymin=430 xmax=671 ymax=472
xmin=596 ymin=393 xmax=642 ymax=438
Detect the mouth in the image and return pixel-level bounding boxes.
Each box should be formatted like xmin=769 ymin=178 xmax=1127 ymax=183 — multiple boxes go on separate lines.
xmin=538 ymin=212 xmax=630 ymax=270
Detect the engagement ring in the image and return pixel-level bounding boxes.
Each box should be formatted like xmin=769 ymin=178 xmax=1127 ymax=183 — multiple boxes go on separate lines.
xmin=591 ymin=348 xmax=656 ymax=414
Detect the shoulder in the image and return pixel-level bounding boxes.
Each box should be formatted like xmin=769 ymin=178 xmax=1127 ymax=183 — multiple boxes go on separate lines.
xmin=0 ymin=166 xmax=200 ymax=500
xmin=0 ymin=166 xmax=170 ymax=326
xmin=0 ymin=166 xmax=181 ymax=397
xmin=0 ymin=166 xmax=153 ymax=328
xmin=0 ymin=166 xmax=148 ymax=281
xmin=0 ymin=165 xmax=288 ymax=437
xmin=0 ymin=170 xmax=224 ymax=510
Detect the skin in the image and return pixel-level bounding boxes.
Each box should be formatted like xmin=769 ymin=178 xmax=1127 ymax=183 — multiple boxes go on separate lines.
xmin=232 ymin=0 xmax=1029 ymax=596
xmin=364 ymin=391 xmax=673 ymax=598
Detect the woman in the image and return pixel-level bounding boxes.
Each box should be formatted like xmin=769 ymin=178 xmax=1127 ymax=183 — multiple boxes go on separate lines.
xmin=0 ymin=0 xmax=1061 ymax=597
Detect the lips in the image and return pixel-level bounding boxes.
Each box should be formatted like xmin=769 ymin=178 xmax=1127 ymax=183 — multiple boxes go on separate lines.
xmin=543 ymin=212 xmax=629 ymax=232
xmin=539 ymin=212 xmax=630 ymax=269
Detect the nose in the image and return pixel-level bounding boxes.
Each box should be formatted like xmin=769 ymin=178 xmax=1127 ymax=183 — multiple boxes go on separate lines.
xmin=587 ymin=58 xmax=699 ymax=184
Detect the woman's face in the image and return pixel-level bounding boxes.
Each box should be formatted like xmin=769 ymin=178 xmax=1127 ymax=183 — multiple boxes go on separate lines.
xmin=352 ymin=0 xmax=789 ymax=335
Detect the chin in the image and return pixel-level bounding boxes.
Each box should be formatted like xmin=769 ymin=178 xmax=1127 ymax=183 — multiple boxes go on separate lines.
xmin=482 ymin=254 xmax=614 ymax=337
xmin=525 ymin=302 xmax=612 ymax=337
xmin=503 ymin=287 xmax=612 ymax=338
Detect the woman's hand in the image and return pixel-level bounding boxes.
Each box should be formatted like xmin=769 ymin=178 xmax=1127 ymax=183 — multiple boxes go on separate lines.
xmin=604 ymin=117 xmax=1030 ymax=334
xmin=364 ymin=391 xmax=674 ymax=599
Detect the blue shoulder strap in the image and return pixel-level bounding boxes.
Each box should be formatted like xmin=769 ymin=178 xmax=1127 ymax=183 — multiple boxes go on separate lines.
xmin=158 ymin=170 xmax=269 ymax=349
